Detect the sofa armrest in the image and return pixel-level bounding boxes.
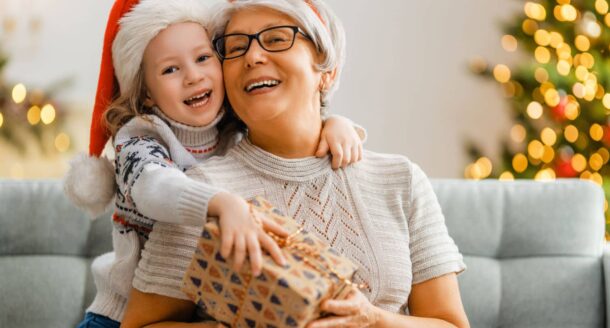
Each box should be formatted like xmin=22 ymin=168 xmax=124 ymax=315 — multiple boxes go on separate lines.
xmin=604 ymin=243 xmax=610 ymax=328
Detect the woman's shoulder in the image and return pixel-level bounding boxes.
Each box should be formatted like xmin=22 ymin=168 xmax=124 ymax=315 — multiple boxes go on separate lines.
xmin=357 ymin=149 xmax=415 ymax=177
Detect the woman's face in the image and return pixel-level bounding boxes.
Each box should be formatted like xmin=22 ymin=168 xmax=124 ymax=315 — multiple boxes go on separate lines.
xmin=222 ymin=7 xmax=323 ymax=125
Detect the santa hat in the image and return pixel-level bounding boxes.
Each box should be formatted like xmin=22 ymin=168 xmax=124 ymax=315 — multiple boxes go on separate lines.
xmin=64 ymin=0 xmax=210 ymax=217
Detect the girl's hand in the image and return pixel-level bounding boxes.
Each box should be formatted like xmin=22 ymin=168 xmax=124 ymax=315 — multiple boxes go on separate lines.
xmin=208 ymin=192 xmax=288 ymax=276
xmin=307 ymin=288 xmax=381 ymax=328
xmin=316 ymin=116 xmax=363 ymax=169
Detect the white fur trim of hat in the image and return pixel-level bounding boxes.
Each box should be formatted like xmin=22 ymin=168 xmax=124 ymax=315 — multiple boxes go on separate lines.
xmin=112 ymin=0 xmax=211 ymax=95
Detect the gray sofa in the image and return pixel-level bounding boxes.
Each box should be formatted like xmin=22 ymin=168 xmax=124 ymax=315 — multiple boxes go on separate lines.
xmin=0 ymin=179 xmax=607 ymax=328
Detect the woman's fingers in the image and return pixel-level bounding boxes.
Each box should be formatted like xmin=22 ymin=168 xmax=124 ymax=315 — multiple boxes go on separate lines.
xmin=246 ymin=233 xmax=263 ymax=276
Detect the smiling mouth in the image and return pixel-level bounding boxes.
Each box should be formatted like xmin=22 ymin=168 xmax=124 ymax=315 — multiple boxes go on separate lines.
xmin=245 ymin=80 xmax=281 ymax=93
xmin=184 ymin=91 xmax=211 ymax=107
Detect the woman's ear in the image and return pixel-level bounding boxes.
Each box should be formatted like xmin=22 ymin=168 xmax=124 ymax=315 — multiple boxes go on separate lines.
xmin=319 ymin=68 xmax=337 ymax=92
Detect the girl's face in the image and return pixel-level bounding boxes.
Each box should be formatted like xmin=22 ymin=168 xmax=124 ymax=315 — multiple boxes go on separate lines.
xmin=221 ymin=7 xmax=323 ymax=126
xmin=142 ymin=22 xmax=224 ymax=127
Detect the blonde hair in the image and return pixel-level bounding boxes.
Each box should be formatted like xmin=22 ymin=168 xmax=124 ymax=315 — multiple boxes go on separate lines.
xmin=103 ymin=69 xmax=150 ymax=137
xmin=211 ymin=0 xmax=346 ymax=114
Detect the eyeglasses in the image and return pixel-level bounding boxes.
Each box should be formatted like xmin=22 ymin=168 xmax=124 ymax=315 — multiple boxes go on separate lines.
xmin=213 ymin=25 xmax=311 ymax=60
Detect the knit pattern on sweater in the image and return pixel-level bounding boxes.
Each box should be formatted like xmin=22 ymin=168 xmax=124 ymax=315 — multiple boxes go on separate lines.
xmin=133 ymin=139 xmax=466 ymax=314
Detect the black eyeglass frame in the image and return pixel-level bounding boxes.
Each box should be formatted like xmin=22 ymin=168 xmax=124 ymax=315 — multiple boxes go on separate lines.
xmin=213 ymin=25 xmax=312 ymax=60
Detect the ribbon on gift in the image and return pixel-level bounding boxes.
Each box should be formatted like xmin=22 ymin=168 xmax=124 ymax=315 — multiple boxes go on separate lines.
xmin=228 ymin=202 xmax=367 ymax=327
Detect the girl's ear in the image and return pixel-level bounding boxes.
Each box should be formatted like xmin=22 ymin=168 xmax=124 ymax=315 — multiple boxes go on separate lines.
xmin=143 ymin=90 xmax=155 ymax=107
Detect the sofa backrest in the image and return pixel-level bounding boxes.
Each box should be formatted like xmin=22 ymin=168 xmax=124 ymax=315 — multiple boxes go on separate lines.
xmin=1 ymin=179 xmax=606 ymax=328
xmin=0 ymin=179 xmax=112 ymax=328
xmin=432 ymin=179 xmax=606 ymax=328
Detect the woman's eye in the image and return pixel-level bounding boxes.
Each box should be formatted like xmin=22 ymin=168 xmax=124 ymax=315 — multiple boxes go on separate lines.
xmin=197 ymin=55 xmax=210 ymax=63
xmin=162 ymin=66 xmax=178 ymax=75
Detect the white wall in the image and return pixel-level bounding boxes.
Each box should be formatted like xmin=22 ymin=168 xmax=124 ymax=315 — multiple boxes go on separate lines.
xmin=2 ymin=0 xmax=523 ymax=178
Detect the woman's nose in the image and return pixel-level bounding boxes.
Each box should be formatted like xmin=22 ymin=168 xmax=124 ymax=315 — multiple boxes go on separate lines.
xmin=244 ymin=39 xmax=267 ymax=67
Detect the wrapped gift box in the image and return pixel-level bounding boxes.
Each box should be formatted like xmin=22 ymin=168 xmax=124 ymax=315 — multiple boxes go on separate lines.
xmin=182 ymin=197 xmax=358 ymax=328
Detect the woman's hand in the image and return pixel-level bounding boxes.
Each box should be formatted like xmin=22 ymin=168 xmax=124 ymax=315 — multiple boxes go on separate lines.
xmin=208 ymin=192 xmax=288 ymax=276
xmin=306 ymin=287 xmax=381 ymax=328
xmin=316 ymin=115 xmax=363 ymax=169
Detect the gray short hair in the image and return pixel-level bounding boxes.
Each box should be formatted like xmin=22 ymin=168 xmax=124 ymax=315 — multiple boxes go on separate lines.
xmin=211 ymin=0 xmax=346 ymax=114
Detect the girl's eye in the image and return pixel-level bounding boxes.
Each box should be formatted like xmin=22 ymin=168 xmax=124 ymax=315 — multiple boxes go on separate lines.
xmin=162 ymin=66 xmax=178 ymax=75
xmin=197 ymin=55 xmax=210 ymax=63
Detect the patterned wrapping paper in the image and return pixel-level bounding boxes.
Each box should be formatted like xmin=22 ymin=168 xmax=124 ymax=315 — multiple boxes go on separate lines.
xmin=181 ymin=197 xmax=358 ymax=328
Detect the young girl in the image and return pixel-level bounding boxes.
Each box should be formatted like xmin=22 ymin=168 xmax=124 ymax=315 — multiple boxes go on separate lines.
xmin=65 ymin=0 xmax=366 ymax=326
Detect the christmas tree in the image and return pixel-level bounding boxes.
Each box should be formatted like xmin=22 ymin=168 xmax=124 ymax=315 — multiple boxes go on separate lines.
xmin=0 ymin=46 xmax=71 ymax=155
xmin=467 ymin=0 xmax=610 ymax=236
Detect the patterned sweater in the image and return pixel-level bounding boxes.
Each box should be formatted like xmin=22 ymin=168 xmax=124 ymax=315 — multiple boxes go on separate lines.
xmin=133 ymin=138 xmax=466 ymax=315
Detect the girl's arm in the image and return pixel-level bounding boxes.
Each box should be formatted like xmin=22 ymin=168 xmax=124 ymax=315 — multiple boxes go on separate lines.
xmin=116 ymin=135 xmax=222 ymax=226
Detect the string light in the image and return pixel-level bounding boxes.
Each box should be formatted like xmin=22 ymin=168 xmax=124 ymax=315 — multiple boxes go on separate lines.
xmin=501 ymin=35 xmax=518 ymax=52
xmin=549 ymin=32 xmax=564 ymax=48
xmin=54 ymin=133 xmax=70 ymax=152
xmin=522 ymin=19 xmax=539 ymax=35
xmin=525 ymin=2 xmax=547 ymax=21
xmin=513 ymin=153 xmax=528 ymax=173
xmin=590 ymin=153 xmax=604 ymax=171
xmin=572 ymin=154 xmax=588 ymax=172
xmin=575 ymin=35 xmax=591 ymax=51
xmin=565 ymin=125 xmax=579 ymax=143
xmin=541 ymin=127 xmax=557 ymax=145
xmin=40 ymin=104 xmax=56 ymax=125
xmin=0 ymin=113 xmax=3 ymax=128
xmin=596 ymin=0 xmax=609 ymax=14
xmin=528 ymin=140 xmax=545 ymax=159
xmin=535 ymin=67 xmax=549 ymax=83
xmin=493 ymin=64 xmax=511 ymax=83
xmin=534 ymin=29 xmax=551 ymax=46
xmin=511 ymin=124 xmax=527 ymax=143
xmin=535 ymin=46 xmax=551 ymax=63
xmin=535 ymin=168 xmax=556 ymax=181
xmin=12 ymin=83 xmax=26 ymax=104
xmin=499 ymin=171 xmax=515 ymax=181
xmin=476 ymin=157 xmax=493 ymax=179
xmin=527 ymin=101 xmax=544 ymax=119
xmin=27 ymin=106 xmax=41 ymax=125
xmin=590 ymin=123 xmax=604 ymax=141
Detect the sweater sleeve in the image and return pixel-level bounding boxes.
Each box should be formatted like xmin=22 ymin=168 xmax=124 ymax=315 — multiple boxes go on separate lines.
xmin=116 ymin=136 xmax=224 ymax=226
xmin=407 ymin=163 xmax=466 ymax=285
xmin=133 ymin=221 xmax=201 ymax=300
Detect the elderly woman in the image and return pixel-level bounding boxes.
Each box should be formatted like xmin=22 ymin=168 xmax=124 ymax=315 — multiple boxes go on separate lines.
xmin=122 ymin=0 xmax=469 ymax=327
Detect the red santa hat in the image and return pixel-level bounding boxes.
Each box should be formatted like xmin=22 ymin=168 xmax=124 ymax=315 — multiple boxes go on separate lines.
xmin=65 ymin=0 xmax=210 ymax=217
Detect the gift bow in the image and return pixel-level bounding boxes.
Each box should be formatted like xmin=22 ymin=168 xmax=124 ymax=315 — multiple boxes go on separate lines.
xmin=226 ymin=202 xmax=367 ymax=326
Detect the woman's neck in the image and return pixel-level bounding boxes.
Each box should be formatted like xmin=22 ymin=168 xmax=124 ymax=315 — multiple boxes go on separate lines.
xmin=247 ymin=111 xmax=322 ymax=159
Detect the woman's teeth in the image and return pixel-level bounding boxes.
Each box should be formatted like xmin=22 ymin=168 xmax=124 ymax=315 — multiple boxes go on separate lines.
xmin=184 ymin=91 xmax=211 ymax=107
xmin=245 ymin=80 xmax=280 ymax=92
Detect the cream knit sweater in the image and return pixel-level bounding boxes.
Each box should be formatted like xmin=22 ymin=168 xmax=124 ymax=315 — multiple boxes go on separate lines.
xmin=133 ymin=138 xmax=466 ymax=315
